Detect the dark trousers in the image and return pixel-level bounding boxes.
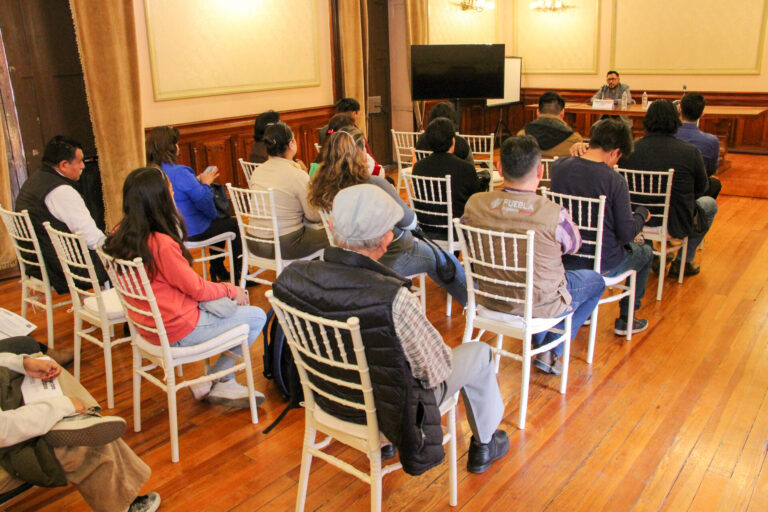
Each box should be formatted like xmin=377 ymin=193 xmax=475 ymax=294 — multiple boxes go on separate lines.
xmin=188 ymin=216 xmax=243 ymax=277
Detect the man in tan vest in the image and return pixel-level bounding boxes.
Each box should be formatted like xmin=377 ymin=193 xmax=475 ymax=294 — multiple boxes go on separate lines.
xmin=462 ymin=135 xmax=605 ymax=374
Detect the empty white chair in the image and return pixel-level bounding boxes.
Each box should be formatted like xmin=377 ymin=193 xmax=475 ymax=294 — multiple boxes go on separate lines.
xmin=98 ymin=248 xmax=259 ymax=462
xmin=541 ymin=190 xmax=636 ymax=363
xmin=227 ymin=184 xmax=323 ymax=287
xmin=238 ymin=158 xmax=261 ymax=184
xmin=460 ymin=133 xmax=495 ymax=172
xmin=403 ymin=173 xmax=458 ymax=316
xmin=0 ymin=206 xmax=70 ymax=346
xmin=266 ymin=290 xmax=458 ymax=512
xmin=391 ymin=129 xmax=422 ymax=192
xmin=44 ymin=223 xmax=129 ymax=408
xmin=317 ymin=208 xmax=428 ymax=313
xmin=184 ymin=232 xmax=236 ymax=284
xmin=455 ymin=219 xmax=572 ymax=429
xmin=616 ymin=167 xmax=684 ymax=300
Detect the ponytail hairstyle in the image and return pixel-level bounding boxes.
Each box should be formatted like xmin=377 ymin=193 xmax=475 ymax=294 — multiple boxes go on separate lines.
xmin=145 ymin=126 xmax=180 ymax=166
xmin=307 ymin=125 xmax=369 ymax=210
xmin=102 ymin=167 xmax=192 ymax=277
xmin=263 ymin=122 xmax=294 ymax=157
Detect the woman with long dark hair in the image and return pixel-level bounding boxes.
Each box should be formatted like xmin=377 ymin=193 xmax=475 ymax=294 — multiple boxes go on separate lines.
xmin=308 ymin=127 xmax=468 ymax=307
xmin=248 ymin=122 xmax=329 ymax=259
xmin=102 ymin=168 xmax=266 ymax=407
xmin=146 ymin=126 xmax=242 ymax=282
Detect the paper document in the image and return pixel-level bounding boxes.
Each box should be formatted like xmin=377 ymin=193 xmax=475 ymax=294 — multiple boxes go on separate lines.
xmin=21 ymin=356 xmax=63 ymax=404
xmin=0 ymin=307 xmax=37 ymax=338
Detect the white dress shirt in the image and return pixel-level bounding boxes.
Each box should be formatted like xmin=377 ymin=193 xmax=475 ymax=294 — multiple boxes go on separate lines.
xmin=45 ymin=182 xmax=105 ymax=249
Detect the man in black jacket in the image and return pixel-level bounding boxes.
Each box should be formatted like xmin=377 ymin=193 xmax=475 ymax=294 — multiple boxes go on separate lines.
xmin=273 ymin=184 xmax=508 ymax=475
xmin=412 ymin=117 xmax=485 ymax=238
xmin=622 ymin=100 xmax=717 ymax=276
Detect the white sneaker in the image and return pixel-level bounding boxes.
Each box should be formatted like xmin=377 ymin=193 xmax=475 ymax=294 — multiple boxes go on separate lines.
xmin=205 ymin=379 xmax=265 ymax=408
xmin=188 ymin=380 xmax=212 ymax=400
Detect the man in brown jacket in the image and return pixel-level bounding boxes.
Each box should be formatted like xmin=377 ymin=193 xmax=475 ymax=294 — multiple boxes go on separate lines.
xmin=518 ymin=92 xmax=583 ymax=159
xmin=462 ymin=136 xmax=604 ymax=374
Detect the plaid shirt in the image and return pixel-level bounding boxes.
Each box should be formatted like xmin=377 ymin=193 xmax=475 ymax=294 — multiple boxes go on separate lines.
xmin=391 ymin=287 xmax=452 ymax=389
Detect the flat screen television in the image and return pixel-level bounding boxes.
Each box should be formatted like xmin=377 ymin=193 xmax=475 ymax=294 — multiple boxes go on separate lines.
xmin=411 ymin=44 xmax=505 ymax=101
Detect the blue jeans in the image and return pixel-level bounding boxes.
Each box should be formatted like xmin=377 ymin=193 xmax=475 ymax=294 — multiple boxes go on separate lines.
xmin=173 ymin=303 xmax=266 ymax=377
xmin=533 ymin=270 xmax=605 ymax=358
xmin=388 ymin=239 xmax=468 ymax=307
xmin=603 ymin=242 xmax=653 ymax=318
xmin=677 ymin=196 xmax=718 ymax=262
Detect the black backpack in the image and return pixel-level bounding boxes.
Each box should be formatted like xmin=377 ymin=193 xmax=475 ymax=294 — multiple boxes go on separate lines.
xmin=261 ymin=308 xmax=303 ymax=433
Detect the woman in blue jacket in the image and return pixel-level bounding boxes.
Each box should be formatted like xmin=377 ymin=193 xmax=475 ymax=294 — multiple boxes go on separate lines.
xmin=146 ymin=126 xmax=242 ymax=282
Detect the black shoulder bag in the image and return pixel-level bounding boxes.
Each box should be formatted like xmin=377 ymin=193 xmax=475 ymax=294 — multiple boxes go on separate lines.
xmin=411 ymin=227 xmax=456 ymax=284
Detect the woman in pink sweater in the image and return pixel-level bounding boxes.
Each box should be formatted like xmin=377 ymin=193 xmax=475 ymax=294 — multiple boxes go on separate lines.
xmin=102 ymin=168 xmax=266 ymax=408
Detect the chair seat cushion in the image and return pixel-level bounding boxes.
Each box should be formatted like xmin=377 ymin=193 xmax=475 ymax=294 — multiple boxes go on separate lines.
xmin=83 ymin=288 xmax=125 ymax=320
xmin=133 ymin=323 xmax=250 ymax=360
xmin=476 ymin=304 xmax=564 ymax=332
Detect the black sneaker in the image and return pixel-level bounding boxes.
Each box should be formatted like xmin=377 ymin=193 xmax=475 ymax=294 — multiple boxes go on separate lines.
xmin=128 ymin=492 xmax=161 ymax=512
xmin=467 ymin=429 xmax=509 ymax=474
xmin=381 ymin=444 xmax=396 ymax=460
xmin=614 ymin=317 xmax=649 ymax=336
xmin=669 ymin=259 xmax=700 ymax=277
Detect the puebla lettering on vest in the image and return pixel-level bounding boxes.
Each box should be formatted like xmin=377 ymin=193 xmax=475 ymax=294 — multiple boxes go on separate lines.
xmin=490 ymin=197 xmax=535 ymax=215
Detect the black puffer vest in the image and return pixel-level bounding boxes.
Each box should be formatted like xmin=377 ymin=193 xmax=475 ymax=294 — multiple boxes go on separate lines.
xmin=273 ymin=248 xmax=445 ymax=475
xmin=15 ymin=166 xmax=80 ymax=294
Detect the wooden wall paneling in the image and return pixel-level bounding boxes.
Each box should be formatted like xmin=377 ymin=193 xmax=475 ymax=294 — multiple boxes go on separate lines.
xmin=145 ymin=105 xmax=336 ymax=190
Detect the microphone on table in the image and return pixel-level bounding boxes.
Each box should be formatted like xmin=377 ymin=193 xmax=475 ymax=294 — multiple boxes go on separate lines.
xmin=682 ymin=84 xmax=687 ymax=99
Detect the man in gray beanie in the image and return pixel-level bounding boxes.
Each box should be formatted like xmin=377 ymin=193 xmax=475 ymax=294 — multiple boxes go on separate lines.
xmin=272 ymin=184 xmax=508 ymax=475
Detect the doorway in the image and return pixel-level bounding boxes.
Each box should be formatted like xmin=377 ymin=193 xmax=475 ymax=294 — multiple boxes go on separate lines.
xmin=365 ymin=0 xmax=392 ymax=165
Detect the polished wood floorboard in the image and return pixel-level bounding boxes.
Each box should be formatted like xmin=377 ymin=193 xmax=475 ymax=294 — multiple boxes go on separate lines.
xmin=3 ymin=154 xmax=768 ymax=511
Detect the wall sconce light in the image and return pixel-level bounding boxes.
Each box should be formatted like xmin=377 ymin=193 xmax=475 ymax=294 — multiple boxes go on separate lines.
xmin=530 ymin=0 xmax=572 ymax=11
xmin=460 ymin=0 xmax=495 ymax=12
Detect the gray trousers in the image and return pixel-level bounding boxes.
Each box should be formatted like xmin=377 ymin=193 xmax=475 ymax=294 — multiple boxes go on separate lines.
xmin=434 ymin=343 xmax=504 ymax=444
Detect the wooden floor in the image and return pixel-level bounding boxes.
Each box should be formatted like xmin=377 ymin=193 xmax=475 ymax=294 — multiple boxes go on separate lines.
xmin=3 ymin=154 xmax=768 ymax=511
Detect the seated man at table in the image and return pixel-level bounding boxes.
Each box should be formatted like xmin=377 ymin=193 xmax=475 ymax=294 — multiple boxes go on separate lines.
xmin=675 ymin=92 xmax=722 ymax=199
xmin=463 ymin=135 xmax=605 ymax=374
xmin=273 ymin=185 xmax=509 ymax=474
xmin=551 ymin=118 xmax=653 ymax=336
xmin=622 ymin=100 xmax=717 ymax=277
xmin=0 ymin=336 xmax=160 ymax=512
xmin=412 ymin=117 xmax=485 ymax=238
xmin=518 ymin=92 xmax=583 ymax=158
xmin=590 ymin=70 xmax=634 ymax=105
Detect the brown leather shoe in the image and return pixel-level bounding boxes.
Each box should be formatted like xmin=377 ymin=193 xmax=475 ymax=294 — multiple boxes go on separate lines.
xmin=47 ymin=348 xmax=74 ymax=367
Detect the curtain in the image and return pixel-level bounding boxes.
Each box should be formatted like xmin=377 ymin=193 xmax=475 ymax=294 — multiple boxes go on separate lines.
xmin=69 ymin=0 xmax=144 ymax=229
xmin=337 ymin=0 xmax=369 ymax=135
xmin=0 ymin=122 xmax=15 ymax=270
xmin=405 ymin=0 xmax=428 ymax=130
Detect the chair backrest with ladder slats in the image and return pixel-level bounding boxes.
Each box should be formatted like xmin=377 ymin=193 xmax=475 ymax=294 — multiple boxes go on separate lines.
xmin=391 ymin=130 xmax=421 ymax=169
xmin=227 ymin=184 xmax=286 ymax=271
xmin=413 ymin=149 xmax=432 ymax=162
xmin=0 ymin=206 xmax=49 ymax=288
xmin=404 ymin=174 xmax=455 ymax=248
xmin=266 ymin=290 xmax=380 ymax=445
xmin=615 ymin=167 xmax=674 ymax=235
xmin=454 ymin=219 xmax=535 ymax=320
xmin=238 ymin=158 xmax=261 ymax=184
xmin=541 ymin=189 xmax=606 ymax=272
xmin=97 ymin=249 xmax=172 ymax=354
xmin=317 ymin=209 xmax=335 ymax=247
xmin=541 ymin=157 xmax=558 ymax=181
xmin=460 ymin=133 xmax=494 ymax=168
xmin=44 ymin=223 xmax=107 ymax=314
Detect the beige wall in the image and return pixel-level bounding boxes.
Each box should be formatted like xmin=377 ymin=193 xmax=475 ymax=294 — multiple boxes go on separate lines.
xmin=416 ymin=0 xmax=768 ymax=93
xmin=134 ymin=0 xmax=335 ymax=128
